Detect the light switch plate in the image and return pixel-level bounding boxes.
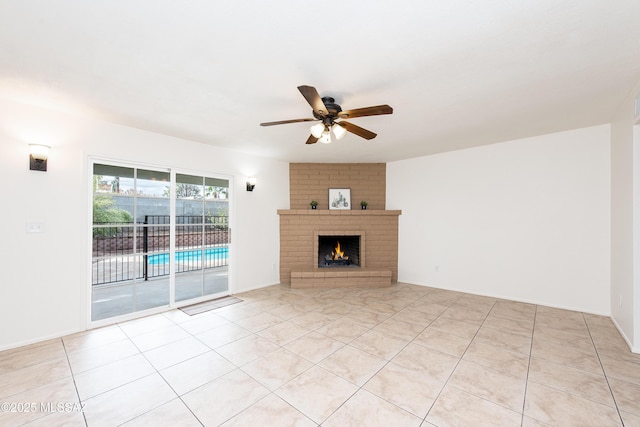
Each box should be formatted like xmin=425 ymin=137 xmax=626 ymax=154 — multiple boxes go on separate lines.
xmin=26 ymin=222 xmax=45 ymax=233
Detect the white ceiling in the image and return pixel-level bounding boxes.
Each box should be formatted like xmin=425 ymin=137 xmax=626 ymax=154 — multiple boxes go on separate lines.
xmin=1 ymin=1 xmax=639 ymax=163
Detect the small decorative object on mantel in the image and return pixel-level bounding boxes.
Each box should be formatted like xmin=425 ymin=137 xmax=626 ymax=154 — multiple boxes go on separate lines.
xmin=329 ymin=188 xmax=351 ymax=210
xmin=360 ymin=201 xmax=368 ymax=210
xmin=310 ymin=200 xmax=318 ymax=210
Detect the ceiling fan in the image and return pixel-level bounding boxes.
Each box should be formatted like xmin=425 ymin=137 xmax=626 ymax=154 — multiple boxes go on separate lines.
xmin=260 ymin=85 xmax=393 ymax=145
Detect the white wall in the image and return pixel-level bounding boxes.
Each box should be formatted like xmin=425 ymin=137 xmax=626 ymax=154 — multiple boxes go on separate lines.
xmin=0 ymin=99 xmax=289 ymax=350
xmin=388 ymin=125 xmax=611 ymax=314
xmin=610 ymin=79 xmax=640 ymax=352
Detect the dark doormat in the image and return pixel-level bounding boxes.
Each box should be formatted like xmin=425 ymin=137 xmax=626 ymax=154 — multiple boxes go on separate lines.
xmin=179 ymin=296 xmax=243 ymax=316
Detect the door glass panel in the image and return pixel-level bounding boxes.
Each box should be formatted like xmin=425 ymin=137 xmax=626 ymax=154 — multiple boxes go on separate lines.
xmin=175 ymin=174 xmax=229 ymax=302
xmin=204 ymin=177 xmax=229 ymax=296
xmin=91 ymin=164 xmax=170 ymax=321
xmin=175 ymin=174 xmax=204 ymax=302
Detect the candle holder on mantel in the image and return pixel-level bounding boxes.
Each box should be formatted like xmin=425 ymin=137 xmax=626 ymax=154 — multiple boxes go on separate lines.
xmin=360 ymin=201 xmax=368 ymax=210
xmin=310 ymin=200 xmax=318 ymax=210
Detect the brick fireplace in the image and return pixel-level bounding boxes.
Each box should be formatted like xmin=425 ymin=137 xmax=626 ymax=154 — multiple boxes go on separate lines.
xmin=279 ymin=163 xmax=400 ymax=288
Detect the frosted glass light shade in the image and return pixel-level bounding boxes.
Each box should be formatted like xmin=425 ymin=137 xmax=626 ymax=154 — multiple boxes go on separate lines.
xmin=310 ymin=123 xmax=325 ymax=138
xmin=319 ymin=130 xmax=332 ymax=144
xmin=332 ymin=124 xmax=347 ymax=140
xmin=29 ymin=144 xmax=50 ymax=160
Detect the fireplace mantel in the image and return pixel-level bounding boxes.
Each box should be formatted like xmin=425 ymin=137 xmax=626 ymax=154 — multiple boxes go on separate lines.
xmin=278 ymin=209 xmax=401 ymax=288
xmin=278 ymin=209 xmax=401 ymax=216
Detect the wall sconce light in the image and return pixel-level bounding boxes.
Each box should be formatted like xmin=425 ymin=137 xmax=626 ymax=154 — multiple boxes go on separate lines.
xmin=246 ymin=177 xmax=256 ymax=191
xmin=29 ymin=144 xmax=50 ymax=172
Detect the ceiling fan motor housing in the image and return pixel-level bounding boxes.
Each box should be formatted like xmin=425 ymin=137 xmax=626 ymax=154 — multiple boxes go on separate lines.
xmin=313 ymin=96 xmax=342 ymax=120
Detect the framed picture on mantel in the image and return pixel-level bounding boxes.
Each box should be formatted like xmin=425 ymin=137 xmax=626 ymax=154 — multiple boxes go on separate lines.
xmin=329 ymin=188 xmax=351 ymax=210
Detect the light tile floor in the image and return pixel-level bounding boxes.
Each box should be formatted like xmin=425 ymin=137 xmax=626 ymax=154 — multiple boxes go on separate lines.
xmin=1 ymin=283 xmax=639 ymax=426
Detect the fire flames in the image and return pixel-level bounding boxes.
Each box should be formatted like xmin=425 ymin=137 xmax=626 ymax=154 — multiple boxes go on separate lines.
xmin=331 ymin=241 xmax=349 ymax=261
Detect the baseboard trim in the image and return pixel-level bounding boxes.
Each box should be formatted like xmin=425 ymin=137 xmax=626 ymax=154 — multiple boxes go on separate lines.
xmin=610 ymin=316 xmax=638 ymax=354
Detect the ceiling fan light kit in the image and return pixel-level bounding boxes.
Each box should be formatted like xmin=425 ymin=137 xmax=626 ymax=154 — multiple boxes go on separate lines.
xmin=310 ymin=123 xmax=347 ymax=144
xmin=260 ymin=85 xmax=393 ymax=145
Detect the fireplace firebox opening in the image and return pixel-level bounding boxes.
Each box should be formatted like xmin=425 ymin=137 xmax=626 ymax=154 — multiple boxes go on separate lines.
xmin=318 ymin=234 xmax=361 ymax=268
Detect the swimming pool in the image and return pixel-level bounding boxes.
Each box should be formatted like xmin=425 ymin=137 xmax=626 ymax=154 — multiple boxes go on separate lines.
xmin=147 ymin=247 xmax=228 ymax=265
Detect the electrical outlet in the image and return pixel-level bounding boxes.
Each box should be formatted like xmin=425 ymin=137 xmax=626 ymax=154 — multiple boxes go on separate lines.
xmin=435 ymin=265 xmax=439 ymax=272
xmin=619 ymin=295 xmax=623 ymax=308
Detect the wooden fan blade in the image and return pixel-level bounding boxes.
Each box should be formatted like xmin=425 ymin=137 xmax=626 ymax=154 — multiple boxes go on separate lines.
xmin=298 ymin=85 xmax=327 ymax=116
xmin=338 ymin=104 xmax=393 ymax=119
xmin=338 ymin=121 xmax=377 ymax=140
xmin=305 ymin=134 xmax=319 ymax=144
xmin=260 ymin=118 xmax=316 ymax=126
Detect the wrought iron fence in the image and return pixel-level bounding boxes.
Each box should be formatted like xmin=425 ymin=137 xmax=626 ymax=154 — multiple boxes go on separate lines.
xmin=92 ymin=215 xmax=229 ymax=286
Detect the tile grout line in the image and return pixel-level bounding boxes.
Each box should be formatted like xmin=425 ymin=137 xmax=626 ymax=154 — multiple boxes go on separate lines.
xmin=418 ymin=297 xmax=503 ymax=425
xmin=163 ymin=313 xmax=243 ymax=426
xmin=117 ymin=316 xmax=209 ymax=426
xmin=520 ymin=304 xmax=538 ymax=427
xmin=60 ymin=337 xmax=89 ymax=427
xmin=229 ymin=292 xmax=349 ymax=425
xmin=315 ymin=291 xmax=441 ymax=425
xmin=169 ymin=299 xmax=328 ymax=425
xmin=233 ymin=287 xmax=443 ymax=425
xmin=413 ymin=293 xmax=470 ymax=425
xmin=158 ymin=307 xmax=273 ymax=426
xmin=526 ymin=312 xmax=630 ymax=422
xmin=309 ymin=288 xmax=441 ymax=425
xmin=584 ymin=313 xmax=626 ymax=426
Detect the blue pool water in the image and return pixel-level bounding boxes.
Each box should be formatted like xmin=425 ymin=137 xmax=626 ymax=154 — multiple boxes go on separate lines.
xmin=148 ymin=247 xmax=228 ymax=265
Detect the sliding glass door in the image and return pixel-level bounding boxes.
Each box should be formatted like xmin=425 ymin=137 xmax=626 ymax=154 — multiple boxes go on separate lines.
xmin=91 ymin=161 xmax=230 ymax=323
